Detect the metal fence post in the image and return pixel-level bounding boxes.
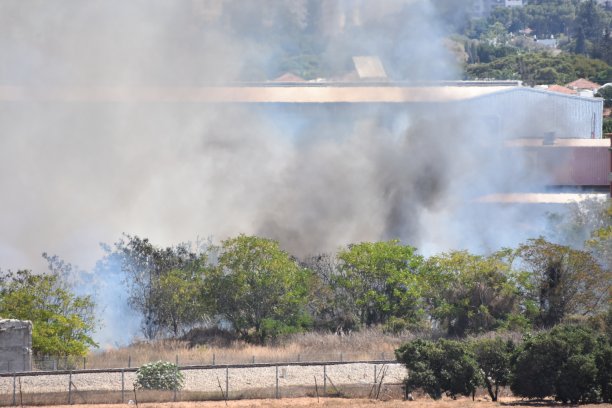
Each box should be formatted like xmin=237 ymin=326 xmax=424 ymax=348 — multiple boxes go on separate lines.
xmin=275 ymin=365 xmax=279 ymax=399
xmin=121 ymin=369 xmax=125 ymax=403
xmin=12 ymin=374 xmax=16 ymax=406
xmin=68 ymin=370 xmax=72 ymax=404
xmin=225 ymin=367 xmax=229 ymax=400
xmin=83 ymin=357 xmax=86 ymax=370
xmin=212 ymin=353 xmax=215 ymax=365
xmin=323 ymin=365 xmax=327 ymax=396
xmin=374 ymin=365 xmax=377 ymax=383
xmin=128 ymin=355 xmax=131 ymax=368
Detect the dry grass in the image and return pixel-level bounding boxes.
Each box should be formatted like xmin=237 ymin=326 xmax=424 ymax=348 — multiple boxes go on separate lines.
xmin=85 ymin=329 xmax=420 ymax=369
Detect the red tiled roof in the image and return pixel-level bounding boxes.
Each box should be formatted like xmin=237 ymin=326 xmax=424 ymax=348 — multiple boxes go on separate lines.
xmin=566 ymin=78 xmax=601 ymax=90
xmin=272 ymin=73 xmax=306 ymax=82
xmin=547 ymin=84 xmax=577 ymax=95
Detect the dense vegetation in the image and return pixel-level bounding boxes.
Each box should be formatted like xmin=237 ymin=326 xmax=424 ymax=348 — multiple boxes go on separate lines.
xmin=150 ymin=0 xmax=610 ymax=83
xmin=1 ymin=201 xmax=609 ymax=360
xmin=396 ymin=324 xmax=612 ymax=403
xmin=465 ymin=52 xmax=612 ymax=85
xmin=449 ymin=0 xmax=612 ymax=83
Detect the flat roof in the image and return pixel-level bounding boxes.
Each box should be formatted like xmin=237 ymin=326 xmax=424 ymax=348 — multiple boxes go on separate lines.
xmin=0 ymin=85 xmax=514 ymax=103
xmin=505 ymin=139 xmax=611 ymax=147
xmin=476 ymin=193 xmax=609 ymax=204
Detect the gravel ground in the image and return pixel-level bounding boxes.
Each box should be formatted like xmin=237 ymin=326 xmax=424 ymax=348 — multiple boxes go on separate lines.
xmin=0 ymin=363 xmax=405 ymax=395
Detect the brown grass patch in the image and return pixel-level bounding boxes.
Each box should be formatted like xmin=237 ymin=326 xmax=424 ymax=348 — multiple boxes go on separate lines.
xmin=84 ymin=329 xmax=421 ymax=369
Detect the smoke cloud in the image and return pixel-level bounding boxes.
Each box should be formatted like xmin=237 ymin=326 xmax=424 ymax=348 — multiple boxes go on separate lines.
xmin=0 ymin=0 xmax=585 ymax=345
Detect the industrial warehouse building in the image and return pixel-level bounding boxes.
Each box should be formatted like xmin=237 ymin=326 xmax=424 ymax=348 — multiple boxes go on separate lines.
xmin=0 ymin=82 xmax=608 ymax=196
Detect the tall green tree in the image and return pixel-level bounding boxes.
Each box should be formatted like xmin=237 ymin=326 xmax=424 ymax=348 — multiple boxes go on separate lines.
xmin=156 ymin=268 xmax=208 ymax=337
xmin=334 ymin=240 xmax=424 ymax=327
xmin=515 ymin=238 xmax=610 ymax=328
xmin=575 ymin=0 xmax=607 ymax=43
xmin=204 ymin=235 xmax=312 ymax=343
xmin=423 ymin=251 xmax=519 ymax=337
xmin=106 ymin=235 xmax=209 ymax=339
xmin=0 ymin=269 xmax=97 ymax=356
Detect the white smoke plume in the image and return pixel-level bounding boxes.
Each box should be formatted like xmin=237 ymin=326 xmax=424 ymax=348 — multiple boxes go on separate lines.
xmin=0 ymin=0 xmax=584 ymax=345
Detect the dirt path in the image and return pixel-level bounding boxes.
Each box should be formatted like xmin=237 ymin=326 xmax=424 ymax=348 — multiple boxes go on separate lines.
xmin=36 ymin=397 xmax=612 ymax=408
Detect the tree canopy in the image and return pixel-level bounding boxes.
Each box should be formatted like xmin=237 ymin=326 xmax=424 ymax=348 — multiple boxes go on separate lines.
xmin=0 ymin=268 xmax=97 ymax=356
xmin=204 ymin=235 xmax=313 ymax=343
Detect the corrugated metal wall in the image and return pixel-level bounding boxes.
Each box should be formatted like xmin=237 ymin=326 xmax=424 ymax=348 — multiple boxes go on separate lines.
xmin=464 ymin=88 xmax=604 ymax=139
xmin=527 ymin=145 xmax=611 ymax=186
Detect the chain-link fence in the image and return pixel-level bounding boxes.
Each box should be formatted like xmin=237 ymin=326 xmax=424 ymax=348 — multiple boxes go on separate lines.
xmin=0 ymin=360 xmax=406 ymax=406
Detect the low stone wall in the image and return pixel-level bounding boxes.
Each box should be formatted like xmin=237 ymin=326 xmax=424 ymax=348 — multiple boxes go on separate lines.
xmin=0 ymin=319 xmax=32 ymax=373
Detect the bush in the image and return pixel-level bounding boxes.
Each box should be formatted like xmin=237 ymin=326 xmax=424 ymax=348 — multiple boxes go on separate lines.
xmin=395 ymin=339 xmax=482 ymax=400
xmin=511 ymin=325 xmax=605 ymax=403
xmin=134 ymin=361 xmax=184 ymax=391
xmin=471 ymin=337 xmax=515 ymax=401
xmin=602 ymin=117 xmax=612 ymax=134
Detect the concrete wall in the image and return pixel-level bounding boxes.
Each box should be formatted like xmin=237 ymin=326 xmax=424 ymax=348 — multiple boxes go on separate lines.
xmin=0 ymin=319 xmax=32 ymax=373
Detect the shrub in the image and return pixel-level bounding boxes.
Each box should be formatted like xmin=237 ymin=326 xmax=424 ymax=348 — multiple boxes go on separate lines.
xmin=511 ymin=325 xmax=604 ymax=403
xmin=602 ymin=117 xmax=612 ymax=134
xmin=134 ymin=361 xmax=184 ymax=391
xmin=471 ymin=337 xmax=515 ymax=401
xmin=395 ymin=339 xmax=482 ymax=400
xmin=595 ymin=338 xmax=612 ymax=403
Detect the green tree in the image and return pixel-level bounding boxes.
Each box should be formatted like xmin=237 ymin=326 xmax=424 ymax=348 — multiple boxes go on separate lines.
xmin=585 ymin=200 xmax=612 ymax=269
xmin=575 ymin=0 xmax=606 ymax=43
xmin=0 ymin=269 xmax=97 ymax=356
xmin=575 ymin=26 xmax=588 ymax=54
xmin=396 ymin=338 xmax=482 ymax=400
xmin=515 ymin=239 xmax=610 ymax=328
xmin=472 ymin=337 xmax=515 ymax=401
xmin=204 ymin=235 xmax=311 ymax=343
xmin=106 ymin=235 xmax=208 ymax=339
xmin=423 ymin=251 xmax=519 ymax=337
xmin=300 ymin=253 xmax=359 ymax=332
xmin=595 ymin=335 xmax=612 ymax=402
xmin=466 ymin=52 xmax=612 ymax=84
xmin=156 ymin=268 xmax=208 ymax=337
xmin=334 ymin=240 xmax=424 ymax=328
xmin=596 ymin=85 xmax=612 ymax=108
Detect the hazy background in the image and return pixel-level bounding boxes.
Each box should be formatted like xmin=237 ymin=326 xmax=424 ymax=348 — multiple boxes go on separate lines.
xmin=0 ymin=0 xmax=571 ymax=345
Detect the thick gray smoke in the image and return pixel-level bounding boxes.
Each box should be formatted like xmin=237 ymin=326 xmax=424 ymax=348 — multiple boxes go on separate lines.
xmin=0 ymin=0 xmax=579 ymax=345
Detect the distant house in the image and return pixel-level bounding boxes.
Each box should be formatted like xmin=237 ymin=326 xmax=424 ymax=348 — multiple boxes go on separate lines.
xmin=471 ymin=0 xmax=523 ymax=18
xmin=505 ymin=0 xmax=523 ymax=7
xmin=535 ymin=36 xmax=558 ymax=48
xmin=566 ymin=78 xmax=602 ymax=97
xmin=272 ymin=73 xmax=306 ymax=83
xmin=543 ymin=85 xmax=578 ymax=95
xmin=567 ymin=78 xmax=601 ymax=92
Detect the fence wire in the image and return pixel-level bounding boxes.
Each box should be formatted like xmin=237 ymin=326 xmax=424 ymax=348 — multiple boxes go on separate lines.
xmin=0 ymin=360 xmax=406 ymax=406
xmin=24 ymin=351 xmax=395 ymax=371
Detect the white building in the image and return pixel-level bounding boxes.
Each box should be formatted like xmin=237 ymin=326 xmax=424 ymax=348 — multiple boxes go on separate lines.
xmin=505 ymin=0 xmax=524 ymax=7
